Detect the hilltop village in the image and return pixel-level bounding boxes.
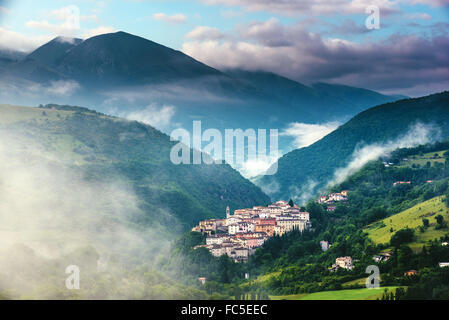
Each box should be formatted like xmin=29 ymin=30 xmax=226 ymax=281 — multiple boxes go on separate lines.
xmin=192 ymin=200 xmax=312 ymax=262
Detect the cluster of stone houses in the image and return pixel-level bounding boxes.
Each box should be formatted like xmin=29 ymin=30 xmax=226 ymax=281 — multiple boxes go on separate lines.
xmin=318 ymin=190 xmax=349 ymax=204
xmin=372 ymin=252 xmax=392 ymax=263
xmin=329 ymin=256 xmax=354 ymax=272
xmin=192 ymin=200 xmax=311 ymax=262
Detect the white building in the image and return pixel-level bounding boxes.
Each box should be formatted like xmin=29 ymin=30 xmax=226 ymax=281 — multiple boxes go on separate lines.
xmin=228 ymin=224 xmax=239 ymax=235
xmin=320 ymin=240 xmax=330 ymax=252
xmin=276 ymin=217 xmax=307 ymax=232
xmin=237 ymin=222 xmax=255 ymax=233
xmin=206 ymin=234 xmax=230 ymax=245
xmin=226 ymin=216 xmax=242 ymax=226
xmin=336 ymin=256 xmax=353 ymax=270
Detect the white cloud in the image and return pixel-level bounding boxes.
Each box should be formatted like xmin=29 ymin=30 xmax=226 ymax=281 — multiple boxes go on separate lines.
xmin=328 ymin=122 xmax=439 ymax=187
xmin=124 ymin=105 xmax=176 ymax=129
xmin=182 ymin=19 xmax=449 ymax=95
xmin=406 ymin=0 xmax=449 ymax=6
xmin=25 ymin=5 xmax=81 ymax=37
xmin=0 ymin=27 xmax=52 ymax=52
xmin=238 ymin=154 xmax=280 ymax=178
xmin=46 ymin=80 xmax=80 ymax=96
xmin=201 ymin=0 xmax=401 ymax=16
xmin=82 ymin=26 xmax=116 ymax=39
xmin=281 ymin=122 xmax=340 ymax=149
xmin=405 ymin=12 xmax=433 ymax=20
xmin=153 ymin=13 xmax=187 ymax=24
xmin=186 ymin=26 xmax=225 ymax=41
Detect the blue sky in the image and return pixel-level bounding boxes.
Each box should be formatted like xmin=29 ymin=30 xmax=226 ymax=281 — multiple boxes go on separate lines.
xmin=0 ymin=0 xmax=448 ymax=96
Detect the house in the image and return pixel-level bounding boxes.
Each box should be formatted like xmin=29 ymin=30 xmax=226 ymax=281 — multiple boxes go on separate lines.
xmin=328 ymin=193 xmax=348 ymax=202
xmin=198 ymin=277 xmax=207 ymax=285
xmin=257 ymin=218 xmax=276 ymax=225
xmin=234 ymin=247 xmax=249 ymax=259
xmin=318 ymin=196 xmax=327 ymax=204
xmin=226 ymin=216 xmax=242 ymax=226
xmin=291 ymin=211 xmax=310 ymax=221
xmin=327 ymin=206 xmax=337 ymax=212
xmin=393 ymin=181 xmax=411 ymax=187
xmin=210 ymin=245 xmax=226 ymax=257
xmin=320 ymin=240 xmax=330 ymax=252
xmin=373 ymin=252 xmax=392 ymax=262
xmin=237 ymin=222 xmax=255 ymax=234
xmin=206 ymin=234 xmax=230 ymax=245
xmin=404 ymin=270 xmax=418 ymax=277
xmin=439 ymin=263 xmax=449 ymax=268
xmin=442 ymin=242 xmax=449 ymax=246
xmin=341 ymin=190 xmax=349 ymax=197
xmin=234 ymin=209 xmax=253 ymax=217
xmin=228 ymin=224 xmax=239 ymax=235
xmin=274 ymin=225 xmax=286 ymax=237
xmin=276 ymin=217 xmax=306 ymax=232
xmin=335 ymin=257 xmax=353 ymax=270
xmin=255 ymin=224 xmax=275 ymax=236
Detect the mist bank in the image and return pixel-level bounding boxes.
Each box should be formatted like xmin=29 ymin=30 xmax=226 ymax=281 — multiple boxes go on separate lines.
xmin=0 ymin=127 xmax=186 ymax=299
xmin=0 ymin=103 xmax=269 ymax=299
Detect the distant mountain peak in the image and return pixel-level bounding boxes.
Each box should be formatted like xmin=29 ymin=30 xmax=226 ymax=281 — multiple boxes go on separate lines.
xmin=26 ymin=36 xmax=82 ymax=66
xmin=53 ymin=36 xmax=83 ymax=45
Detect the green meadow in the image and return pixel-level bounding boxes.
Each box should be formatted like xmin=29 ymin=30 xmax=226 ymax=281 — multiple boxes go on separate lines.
xmin=364 ymin=196 xmax=449 ymax=250
xmin=270 ymin=287 xmax=399 ymax=300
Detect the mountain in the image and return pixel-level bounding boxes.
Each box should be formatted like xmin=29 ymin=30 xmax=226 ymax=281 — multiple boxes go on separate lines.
xmin=0 ymin=48 xmax=26 ymax=73
xmin=56 ymin=31 xmax=223 ymax=85
xmin=0 ymin=48 xmax=26 ymax=61
xmin=0 ymin=103 xmax=270 ymax=230
xmin=225 ymin=69 xmax=400 ymax=122
xmin=27 ymin=36 xmax=83 ymax=66
xmin=0 ymin=31 xmax=402 ymax=139
xmin=256 ymin=91 xmax=449 ymax=200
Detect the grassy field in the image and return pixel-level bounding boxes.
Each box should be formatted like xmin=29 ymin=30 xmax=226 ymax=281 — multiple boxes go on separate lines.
xmin=342 ymin=277 xmax=368 ymax=288
xmin=270 ymin=287 xmax=399 ymax=300
xmin=364 ymin=196 xmax=449 ymax=250
xmin=0 ymin=104 xmax=76 ymax=124
xmin=398 ymin=150 xmax=448 ymax=168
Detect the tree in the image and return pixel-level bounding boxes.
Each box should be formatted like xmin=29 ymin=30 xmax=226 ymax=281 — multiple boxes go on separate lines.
xmin=435 ymin=215 xmax=447 ymax=229
xmin=390 ymin=228 xmax=415 ymax=248
xmin=422 ymin=218 xmax=430 ymax=228
xmin=288 ymin=199 xmax=294 ymax=207
xmin=445 ymin=192 xmax=449 ymax=208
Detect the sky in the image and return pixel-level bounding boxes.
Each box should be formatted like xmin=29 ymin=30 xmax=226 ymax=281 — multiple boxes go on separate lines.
xmin=0 ymin=0 xmax=448 ymax=96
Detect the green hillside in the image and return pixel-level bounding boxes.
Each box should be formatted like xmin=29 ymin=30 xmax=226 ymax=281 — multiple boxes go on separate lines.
xmin=364 ymin=196 xmax=449 ymax=249
xmin=0 ymin=103 xmax=270 ymax=230
xmin=397 ymin=150 xmax=448 ymax=168
xmin=271 ymin=287 xmax=400 ymax=300
xmin=257 ymin=91 xmax=449 ymax=200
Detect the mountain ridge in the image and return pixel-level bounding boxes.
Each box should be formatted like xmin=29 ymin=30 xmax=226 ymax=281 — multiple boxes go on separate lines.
xmin=257 ymin=91 xmax=449 ymax=201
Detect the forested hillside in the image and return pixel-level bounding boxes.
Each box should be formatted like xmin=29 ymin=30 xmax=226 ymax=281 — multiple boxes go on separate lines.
xmin=170 ymin=140 xmax=449 ymax=299
xmin=257 ymin=92 xmax=449 ymax=200
xmin=0 ymin=103 xmax=270 ymax=230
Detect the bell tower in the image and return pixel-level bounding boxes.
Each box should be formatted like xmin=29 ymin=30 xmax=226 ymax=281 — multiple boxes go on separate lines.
xmin=226 ymin=206 xmax=230 ymax=219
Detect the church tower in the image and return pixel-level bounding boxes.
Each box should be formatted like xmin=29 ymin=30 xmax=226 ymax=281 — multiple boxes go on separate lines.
xmin=226 ymin=206 xmax=230 ymax=219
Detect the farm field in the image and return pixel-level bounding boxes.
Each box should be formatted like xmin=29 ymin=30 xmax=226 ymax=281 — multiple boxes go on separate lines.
xmin=397 ymin=150 xmax=448 ymax=168
xmin=270 ymin=287 xmax=399 ymax=300
xmin=364 ymin=196 xmax=449 ymax=249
